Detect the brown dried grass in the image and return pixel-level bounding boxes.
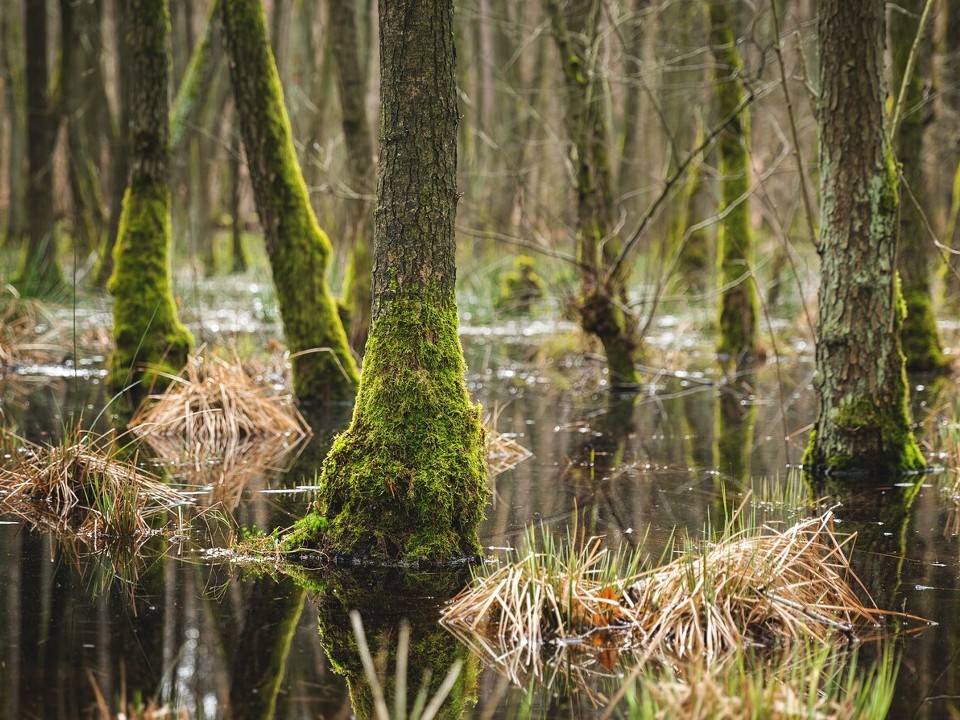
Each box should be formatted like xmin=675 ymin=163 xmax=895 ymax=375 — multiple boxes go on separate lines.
xmin=442 ymin=512 xmax=887 ymax=673
xmin=0 ymin=289 xmax=63 ymax=367
xmin=129 ymin=353 xmax=310 ymax=452
xmin=0 ymin=429 xmax=188 ymax=540
xmin=485 ymin=429 xmax=533 ymax=477
xmin=142 ymin=432 xmax=305 ymax=510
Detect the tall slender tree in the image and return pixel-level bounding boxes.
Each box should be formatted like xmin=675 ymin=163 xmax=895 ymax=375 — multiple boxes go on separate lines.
xmin=329 ymin=0 xmax=376 ymax=353
xmin=221 ymin=0 xmax=359 ymax=403
xmin=803 ymin=0 xmax=924 ymax=476
xmin=286 ymin=0 xmax=488 ymax=563
xmin=108 ymin=0 xmax=193 ymax=395
xmin=707 ymin=1 xmax=759 ymax=371
xmin=890 ymin=0 xmax=948 ymax=371
xmin=2 ymin=0 xmax=26 ymax=246
xmin=15 ymin=0 xmax=65 ymax=294
xmin=545 ymin=0 xmax=642 ymax=388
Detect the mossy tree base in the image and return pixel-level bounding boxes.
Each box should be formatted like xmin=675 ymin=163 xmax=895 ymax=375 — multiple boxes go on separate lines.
xmin=108 ymin=183 xmax=193 ymax=394
xmin=579 ymin=290 xmax=642 ymax=388
xmin=285 ymin=296 xmax=488 ymax=565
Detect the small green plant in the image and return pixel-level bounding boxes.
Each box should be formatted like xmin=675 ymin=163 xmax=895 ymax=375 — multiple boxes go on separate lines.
xmin=496 ymin=255 xmax=545 ymax=315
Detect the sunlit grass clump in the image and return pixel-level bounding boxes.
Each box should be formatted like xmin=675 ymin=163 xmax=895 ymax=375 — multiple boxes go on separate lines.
xmin=129 ymin=351 xmax=310 ymax=450
xmin=442 ymin=510 xmax=884 ymax=669
xmin=0 ymin=429 xmax=187 ymax=541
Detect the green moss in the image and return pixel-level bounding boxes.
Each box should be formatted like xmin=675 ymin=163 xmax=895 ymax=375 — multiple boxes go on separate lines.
xmin=804 ymin=394 xmax=925 ymax=477
xmin=709 ymin=2 xmax=760 ymax=369
xmin=222 ymin=0 xmax=359 ymax=403
xmin=901 ymin=288 xmax=950 ymax=372
xmin=107 ymin=182 xmax=193 ymax=394
xmin=496 ymin=255 xmax=545 ymax=314
xmin=283 ymin=292 xmax=489 ymax=564
xmin=579 ymin=290 xmax=641 ymax=387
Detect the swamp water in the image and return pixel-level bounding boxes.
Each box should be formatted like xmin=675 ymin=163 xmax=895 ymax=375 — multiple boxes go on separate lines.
xmin=1 ymin=311 xmax=959 ymax=718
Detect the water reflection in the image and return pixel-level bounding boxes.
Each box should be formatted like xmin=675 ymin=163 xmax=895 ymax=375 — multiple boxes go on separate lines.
xmin=0 ymin=339 xmax=959 ymax=717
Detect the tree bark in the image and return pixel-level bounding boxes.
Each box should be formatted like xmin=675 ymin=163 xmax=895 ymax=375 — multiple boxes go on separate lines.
xmin=221 ymin=0 xmax=359 ymax=403
xmin=15 ymin=0 xmax=65 ymax=295
xmin=107 ymin=0 xmax=193 ymax=397
xmin=890 ymin=0 xmax=948 ymax=371
xmin=803 ymin=0 xmax=924 ymax=476
xmin=286 ymin=0 xmax=488 ymax=564
xmin=707 ymin=1 xmax=760 ymax=371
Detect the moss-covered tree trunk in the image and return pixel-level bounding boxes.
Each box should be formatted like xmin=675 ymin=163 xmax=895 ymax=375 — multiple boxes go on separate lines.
xmin=107 ymin=0 xmax=193 ymax=395
xmin=221 ymin=0 xmax=359 ymax=403
xmin=890 ymin=0 xmax=948 ymax=371
xmin=286 ymin=0 xmax=488 ymax=564
xmin=546 ymin=0 xmax=642 ymax=388
xmin=707 ymin=2 xmax=759 ymax=371
xmin=15 ymin=0 xmax=65 ymax=295
xmin=803 ymin=0 xmax=924 ymax=477
xmin=329 ymin=0 xmax=376 ymax=355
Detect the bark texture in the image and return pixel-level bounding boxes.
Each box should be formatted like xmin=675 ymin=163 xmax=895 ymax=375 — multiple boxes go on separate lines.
xmin=707 ymin=1 xmax=759 ymax=370
xmin=890 ymin=0 xmax=948 ymax=371
xmin=221 ymin=0 xmax=359 ymax=402
xmin=803 ymin=0 xmax=924 ymax=476
xmin=286 ymin=0 xmax=488 ymax=564
xmin=546 ymin=0 xmax=641 ymax=387
xmin=108 ymin=0 xmax=193 ymax=395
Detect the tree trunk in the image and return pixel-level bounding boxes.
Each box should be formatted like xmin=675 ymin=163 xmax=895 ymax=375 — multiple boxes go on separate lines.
xmin=93 ymin=0 xmax=132 ymax=289
xmin=329 ymin=0 xmax=376 ymax=354
xmin=59 ymin=0 xmax=109 ymax=261
xmin=803 ymin=0 xmax=924 ymax=477
xmin=107 ymin=0 xmax=193 ymax=397
xmin=891 ymin=0 xmax=948 ymax=371
xmin=15 ymin=0 xmax=65 ymax=295
xmin=546 ymin=0 xmax=642 ymax=388
xmin=286 ymin=0 xmax=488 ymax=564
xmin=707 ymin=1 xmax=760 ymax=371
xmin=2 ymin=0 xmax=26 ymax=246
xmin=221 ymin=0 xmax=359 ymax=403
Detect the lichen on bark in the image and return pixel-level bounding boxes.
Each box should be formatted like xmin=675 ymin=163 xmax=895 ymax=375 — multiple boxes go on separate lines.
xmin=804 ymin=0 xmax=924 ymax=478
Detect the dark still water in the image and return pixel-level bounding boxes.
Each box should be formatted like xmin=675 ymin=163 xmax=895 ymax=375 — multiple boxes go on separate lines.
xmin=1 ymin=326 xmax=959 ymax=718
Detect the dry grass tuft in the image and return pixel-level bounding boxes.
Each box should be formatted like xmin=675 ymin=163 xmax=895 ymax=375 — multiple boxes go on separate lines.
xmin=626 ymin=512 xmax=879 ymax=660
xmin=0 ymin=429 xmax=188 ymax=540
xmin=443 ymin=512 xmax=888 ymax=676
xmin=129 ymin=352 xmax=310 ymax=452
xmin=0 ymin=288 xmax=64 ymax=368
xmin=485 ymin=429 xmax=533 ymax=477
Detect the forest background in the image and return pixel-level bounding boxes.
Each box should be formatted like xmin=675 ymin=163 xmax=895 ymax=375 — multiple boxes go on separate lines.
xmin=0 ymin=0 xmax=958 ymax=433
